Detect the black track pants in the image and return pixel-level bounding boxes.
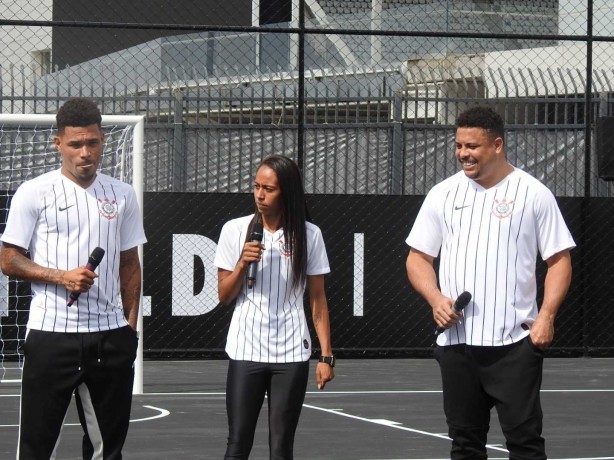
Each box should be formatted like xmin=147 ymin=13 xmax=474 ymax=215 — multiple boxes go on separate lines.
xmin=17 ymin=326 xmax=138 ymax=460
xmin=434 ymin=338 xmax=546 ymax=460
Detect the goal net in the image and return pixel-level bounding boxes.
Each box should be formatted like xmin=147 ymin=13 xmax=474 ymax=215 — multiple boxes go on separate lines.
xmin=0 ymin=114 xmax=145 ymax=391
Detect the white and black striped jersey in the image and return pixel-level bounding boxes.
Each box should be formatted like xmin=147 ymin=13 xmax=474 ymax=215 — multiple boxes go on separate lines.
xmin=406 ymin=168 xmax=575 ymax=347
xmin=214 ymin=215 xmax=330 ymax=363
xmin=1 ymin=170 xmax=147 ymax=333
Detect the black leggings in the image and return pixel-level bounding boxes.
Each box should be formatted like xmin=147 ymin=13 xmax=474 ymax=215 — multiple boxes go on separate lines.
xmin=224 ymin=359 xmax=309 ymax=460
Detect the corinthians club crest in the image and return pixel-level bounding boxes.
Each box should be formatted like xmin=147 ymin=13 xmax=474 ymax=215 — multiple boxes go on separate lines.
xmin=492 ymin=198 xmax=514 ymax=219
xmin=278 ymin=239 xmax=293 ymax=257
xmin=98 ymin=197 xmax=118 ymax=220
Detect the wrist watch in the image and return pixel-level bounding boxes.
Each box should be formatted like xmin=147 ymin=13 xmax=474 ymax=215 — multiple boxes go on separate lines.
xmin=318 ymin=355 xmax=335 ymax=367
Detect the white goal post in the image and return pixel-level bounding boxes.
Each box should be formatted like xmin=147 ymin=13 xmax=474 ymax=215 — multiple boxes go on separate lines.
xmin=0 ymin=114 xmax=146 ymax=394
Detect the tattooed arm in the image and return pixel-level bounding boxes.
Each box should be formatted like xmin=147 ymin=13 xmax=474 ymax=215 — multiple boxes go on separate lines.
xmin=0 ymin=242 xmax=96 ymax=293
xmin=119 ymin=247 xmax=142 ymax=330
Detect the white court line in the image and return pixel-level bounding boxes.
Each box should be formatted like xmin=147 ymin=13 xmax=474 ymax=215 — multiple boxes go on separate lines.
xmin=303 ymin=404 xmax=614 ymax=460
xmin=138 ymin=388 xmax=614 ymax=396
xmin=307 ymin=389 xmax=614 ymax=395
xmin=302 ymin=403 xmax=508 ymax=453
xmin=0 ymin=405 xmax=169 ymax=428
xmin=143 ymin=389 xmax=614 ymax=395
xmin=130 ymin=405 xmax=170 ymax=423
xmin=1 ymin=393 xmax=611 ymax=460
xmin=2 ymin=388 xmax=614 ymax=396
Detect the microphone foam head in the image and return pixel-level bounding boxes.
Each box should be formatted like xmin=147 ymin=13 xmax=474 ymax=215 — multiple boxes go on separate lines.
xmin=90 ymin=247 xmax=106 ymax=264
xmin=457 ymin=291 xmax=472 ymax=309
xmin=252 ymin=222 xmax=264 ymax=242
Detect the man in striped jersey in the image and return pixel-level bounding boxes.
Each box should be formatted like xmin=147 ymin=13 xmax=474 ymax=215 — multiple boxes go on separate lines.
xmin=405 ymin=106 xmax=575 ymax=459
xmin=1 ymin=97 xmax=147 ymax=459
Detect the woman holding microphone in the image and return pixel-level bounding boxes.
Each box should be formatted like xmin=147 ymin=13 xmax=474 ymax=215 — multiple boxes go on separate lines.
xmin=214 ymin=155 xmax=335 ymax=459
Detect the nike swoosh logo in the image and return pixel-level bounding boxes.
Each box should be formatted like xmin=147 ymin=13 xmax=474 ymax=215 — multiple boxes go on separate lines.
xmin=454 ymin=205 xmax=471 ymax=210
xmin=58 ymin=205 xmax=74 ymax=211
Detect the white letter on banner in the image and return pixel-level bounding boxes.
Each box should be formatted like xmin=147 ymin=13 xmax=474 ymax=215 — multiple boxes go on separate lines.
xmin=354 ymin=233 xmax=364 ymax=316
xmin=172 ymin=234 xmax=219 ymax=316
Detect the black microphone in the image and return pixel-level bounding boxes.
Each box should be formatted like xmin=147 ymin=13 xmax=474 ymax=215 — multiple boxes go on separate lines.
xmin=435 ymin=291 xmax=472 ymax=336
xmin=247 ymin=222 xmax=264 ymax=289
xmin=67 ymin=247 xmax=105 ymax=306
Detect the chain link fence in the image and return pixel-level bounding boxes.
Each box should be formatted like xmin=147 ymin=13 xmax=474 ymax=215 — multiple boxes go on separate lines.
xmin=2 ymin=1 xmax=614 ymax=357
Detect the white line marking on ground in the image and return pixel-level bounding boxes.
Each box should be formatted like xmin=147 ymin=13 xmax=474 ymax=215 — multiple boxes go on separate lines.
xmin=2 ymin=388 xmax=614 ymax=397
xmin=0 ymin=405 xmax=169 ymax=428
xmin=130 ymin=405 xmax=170 ymax=423
xmin=302 ymin=403 xmax=509 ymax=454
xmin=302 ymin=404 xmax=614 ymax=460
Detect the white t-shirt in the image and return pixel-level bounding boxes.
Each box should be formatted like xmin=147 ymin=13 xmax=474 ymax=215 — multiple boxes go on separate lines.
xmin=214 ymin=215 xmax=330 ymax=362
xmin=406 ymin=168 xmax=575 ymax=346
xmin=1 ymin=170 xmax=147 ymax=333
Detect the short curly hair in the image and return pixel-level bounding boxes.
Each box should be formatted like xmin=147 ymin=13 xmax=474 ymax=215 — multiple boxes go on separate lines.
xmin=56 ymin=98 xmax=102 ymax=134
xmin=456 ymin=106 xmax=504 ymax=140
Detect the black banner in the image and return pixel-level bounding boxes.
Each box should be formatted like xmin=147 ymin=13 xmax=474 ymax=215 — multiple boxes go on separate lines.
xmin=142 ymin=193 xmax=603 ymax=358
xmin=143 ymin=193 xmax=429 ymax=358
xmin=2 ymin=193 xmax=611 ymax=357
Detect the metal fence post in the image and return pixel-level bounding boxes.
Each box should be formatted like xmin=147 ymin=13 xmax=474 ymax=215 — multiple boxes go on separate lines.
xmin=173 ymin=88 xmax=185 ymax=192
xmin=390 ymin=90 xmax=404 ymax=195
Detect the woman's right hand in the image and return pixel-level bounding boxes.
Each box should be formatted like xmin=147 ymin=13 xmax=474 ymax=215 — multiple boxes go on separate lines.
xmin=239 ymin=241 xmax=265 ymax=269
xmin=217 ymin=241 xmax=265 ymax=305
